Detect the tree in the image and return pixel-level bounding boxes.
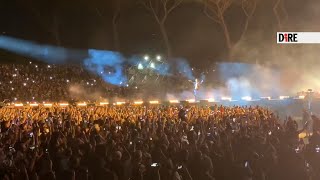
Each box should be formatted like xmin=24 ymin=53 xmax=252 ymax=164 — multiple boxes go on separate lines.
xmin=273 ymin=0 xmax=288 ymax=30
xmin=140 ymin=0 xmax=184 ymax=57
xmin=95 ymin=0 xmax=122 ymax=51
xmin=203 ymin=0 xmax=257 ymax=58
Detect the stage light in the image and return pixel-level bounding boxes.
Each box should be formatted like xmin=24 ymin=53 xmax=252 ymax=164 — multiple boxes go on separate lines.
xmin=187 ymin=99 xmax=195 ymax=103
xmin=14 ymin=103 xmax=23 ymax=107
xmin=169 ymin=100 xmax=179 ymax=103
xmin=156 ymin=55 xmax=161 ymax=61
xmin=44 ymin=103 xmax=53 ymax=107
xmin=138 ymin=63 xmax=144 ymax=70
xmin=116 ymin=102 xmax=125 ymax=105
xmin=14 ymin=97 xmax=17 ymax=101
xmin=221 ymin=97 xmax=231 ymax=101
xmin=150 ymin=62 xmax=155 ymax=69
xmin=99 ymin=102 xmax=109 ymax=106
xmin=144 ymin=55 xmax=149 ymax=61
xmin=134 ymin=101 xmax=143 ymax=105
xmin=149 ymin=100 xmax=159 ymax=104
xmin=279 ymin=96 xmax=289 ymax=100
xmin=241 ymin=96 xmax=252 ymax=101
xmin=59 ymin=103 xmax=69 ymax=107
xmin=207 ymin=98 xmax=215 ymax=102
xmin=77 ymin=102 xmax=87 ymax=106
xmin=298 ymin=95 xmax=305 ymax=99
xmin=30 ymin=103 xmax=39 ymax=107
xmin=260 ymin=96 xmax=271 ymax=100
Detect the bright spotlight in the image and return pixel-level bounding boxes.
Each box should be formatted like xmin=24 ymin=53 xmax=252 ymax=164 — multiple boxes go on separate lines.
xmin=150 ymin=62 xmax=155 ymax=69
xmin=221 ymin=97 xmax=232 ymax=101
xmin=156 ymin=55 xmax=161 ymax=61
xmin=77 ymin=102 xmax=87 ymax=106
xmin=14 ymin=103 xmax=23 ymax=107
xmin=59 ymin=103 xmax=69 ymax=107
xmin=241 ymin=96 xmax=252 ymax=101
xmin=187 ymin=99 xmax=195 ymax=103
xmin=149 ymin=100 xmax=159 ymax=104
xmin=207 ymin=98 xmax=215 ymax=102
xmin=169 ymin=100 xmax=179 ymax=104
xmin=116 ymin=102 xmax=125 ymax=105
xmin=144 ymin=55 xmax=149 ymax=61
xmin=138 ymin=63 xmax=144 ymax=70
xmin=44 ymin=103 xmax=53 ymax=107
xmin=99 ymin=102 xmax=109 ymax=106
xmin=134 ymin=101 xmax=143 ymax=105
xmin=279 ymin=96 xmax=289 ymax=100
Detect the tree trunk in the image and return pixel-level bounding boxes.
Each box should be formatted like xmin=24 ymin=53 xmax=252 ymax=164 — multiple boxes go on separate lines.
xmin=220 ymin=15 xmax=233 ymax=60
xmin=159 ymin=22 xmax=172 ymax=58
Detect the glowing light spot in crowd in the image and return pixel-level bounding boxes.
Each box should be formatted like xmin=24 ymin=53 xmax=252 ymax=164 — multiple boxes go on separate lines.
xmin=100 ymin=71 xmax=103 ymax=74
xmin=30 ymin=103 xmax=39 ymax=107
xmin=11 ymin=88 xmax=14 ymax=90
xmin=298 ymin=95 xmax=305 ymax=99
xmin=23 ymin=83 xmax=27 ymax=86
xmin=93 ymin=80 xmax=96 ymax=82
xmin=120 ymin=81 xmax=123 ymax=85
xmin=15 ymin=68 xmax=17 ymax=71
xmin=32 ymin=97 xmax=35 ymax=99
xmin=26 ymin=78 xmax=29 ymax=80
xmin=150 ymin=62 xmax=155 ymax=69
xmin=134 ymin=101 xmax=143 ymax=105
xmin=32 ymin=80 xmax=35 ymax=83
xmin=221 ymin=97 xmax=232 ymax=101
xmin=156 ymin=55 xmax=161 ymax=61
xmin=13 ymin=74 xmax=17 ymax=77
xmin=66 ymin=79 xmax=70 ymax=83
xmin=77 ymin=102 xmax=87 ymax=106
xmin=14 ymin=97 xmax=17 ymax=101
xmin=91 ymin=84 xmax=93 ymax=86
xmin=126 ymin=84 xmax=129 ymax=87
xmin=187 ymin=99 xmax=196 ymax=103
xmin=279 ymin=96 xmax=289 ymax=100
xmin=44 ymin=103 xmax=53 ymax=107
xmin=26 ymin=102 xmax=29 ymax=104
xmin=299 ymin=132 xmax=307 ymax=139
xmin=241 ymin=96 xmax=252 ymax=101
xmin=35 ymin=65 xmax=38 ymax=68
xmin=144 ymin=55 xmax=149 ymax=61
xmin=47 ymin=65 xmax=51 ymax=68
xmin=116 ymin=102 xmax=125 ymax=105
xmin=207 ymin=98 xmax=215 ymax=102
xmin=29 ymin=61 xmax=32 ymax=64
xmin=14 ymin=103 xmax=23 ymax=107
xmin=86 ymin=82 xmax=89 ymax=85
xmin=169 ymin=100 xmax=179 ymax=103
xmin=138 ymin=63 xmax=143 ymax=70
xmin=59 ymin=103 xmax=69 ymax=107
xmin=99 ymin=102 xmax=109 ymax=106
xmin=135 ymin=86 xmax=138 ymax=89
xmin=9 ymin=81 xmax=12 ymax=84
xmin=149 ymin=100 xmax=159 ymax=104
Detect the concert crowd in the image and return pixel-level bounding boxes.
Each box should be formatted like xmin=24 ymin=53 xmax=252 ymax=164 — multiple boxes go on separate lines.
xmin=0 ymin=103 xmax=320 ymax=180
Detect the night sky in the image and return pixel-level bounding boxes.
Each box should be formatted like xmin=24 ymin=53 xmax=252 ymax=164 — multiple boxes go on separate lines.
xmin=0 ymin=0 xmax=317 ymax=68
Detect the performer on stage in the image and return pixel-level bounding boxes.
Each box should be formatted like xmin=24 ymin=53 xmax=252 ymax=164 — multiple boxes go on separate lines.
xmin=189 ymin=78 xmax=203 ymax=100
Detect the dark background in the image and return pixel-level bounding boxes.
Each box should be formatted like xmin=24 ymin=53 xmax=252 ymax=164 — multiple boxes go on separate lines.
xmin=0 ymin=0 xmax=317 ymax=68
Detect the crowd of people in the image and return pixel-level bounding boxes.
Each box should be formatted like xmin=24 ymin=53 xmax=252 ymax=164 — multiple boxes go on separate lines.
xmin=0 ymin=62 xmax=194 ymax=102
xmin=0 ymin=104 xmax=319 ymax=180
xmin=0 ymin=63 xmax=149 ymax=102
